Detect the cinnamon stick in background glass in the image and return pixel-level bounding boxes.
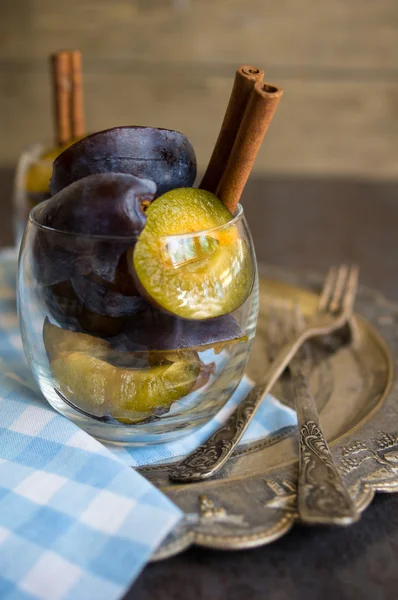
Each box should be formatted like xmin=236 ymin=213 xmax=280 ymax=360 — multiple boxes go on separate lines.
xmin=51 ymin=51 xmax=72 ymax=145
xmin=200 ymin=65 xmax=264 ymax=194
xmin=51 ymin=50 xmax=86 ymax=145
xmin=70 ymin=50 xmax=85 ymax=139
xmin=217 ymin=82 xmax=283 ymax=214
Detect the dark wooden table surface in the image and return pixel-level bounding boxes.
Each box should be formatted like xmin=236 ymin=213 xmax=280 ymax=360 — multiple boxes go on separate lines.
xmin=2 ymin=171 xmax=398 ymax=600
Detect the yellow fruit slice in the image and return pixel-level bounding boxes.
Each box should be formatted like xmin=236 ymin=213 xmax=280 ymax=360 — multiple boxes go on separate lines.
xmin=51 ymin=351 xmax=200 ymax=421
xmin=43 ymin=319 xmax=109 ymax=362
xmin=44 ymin=321 xmax=201 ymax=421
xmin=132 ymin=188 xmax=254 ymax=320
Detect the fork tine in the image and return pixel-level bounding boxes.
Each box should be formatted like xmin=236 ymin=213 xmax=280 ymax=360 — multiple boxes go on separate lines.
xmin=341 ymin=265 xmax=359 ymax=316
xmin=318 ymin=266 xmax=338 ymax=312
xmin=292 ymin=300 xmax=305 ymax=336
xmin=267 ymin=300 xmax=293 ymax=366
xmin=279 ymin=301 xmax=292 ymax=343
xmin=267 ymin=301 xmax=280 ymax=361
xmin=328 ymin=265 xmax=349 ymax=314
xmin=280 ymin=300 xmax=292 ymax=343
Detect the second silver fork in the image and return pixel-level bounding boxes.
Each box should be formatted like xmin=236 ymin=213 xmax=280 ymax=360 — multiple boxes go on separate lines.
xmin=274 ymin=304 xmax=359 ymax=525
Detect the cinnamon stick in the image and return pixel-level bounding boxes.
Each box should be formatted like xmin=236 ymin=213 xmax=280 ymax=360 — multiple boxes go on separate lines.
xmin=70 ymin=50 xmax=85 ymax=138
xmin=217 ymin=81 xmax=283 ymax=214
xmin=200 ymin=65 xmax=264 ymax=194
xmin=51 ymin=51 xmax=72 ymax=145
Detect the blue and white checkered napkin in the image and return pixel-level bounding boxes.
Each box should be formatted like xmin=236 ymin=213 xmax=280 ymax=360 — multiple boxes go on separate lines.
xmin=0 ymin=249 xmax=296 ymax=600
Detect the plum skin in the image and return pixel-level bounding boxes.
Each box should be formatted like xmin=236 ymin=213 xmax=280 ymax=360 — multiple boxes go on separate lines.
xmin=123 ymin=308 xmax=245 ymax=351
xmin=40 ymin=281 xmax=128 ymax=336
xmin=38 ymin=172 xmax=156 ymax=236
xmin=32 ymin=172 xmax=156 ymax=286
xmin=50 ymin=126 xmax=197 ymax=197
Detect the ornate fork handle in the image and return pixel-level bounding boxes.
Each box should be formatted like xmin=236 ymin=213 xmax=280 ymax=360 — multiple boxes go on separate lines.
xmin=169 ymin=333 xmax=309 ymax=483
xmin=291 ymin=360 xmax=359 ymax=525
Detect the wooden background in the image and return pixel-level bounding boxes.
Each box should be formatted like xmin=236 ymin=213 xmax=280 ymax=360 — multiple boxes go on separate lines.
xmin=1 ymin=0 xmax=397 ymax=178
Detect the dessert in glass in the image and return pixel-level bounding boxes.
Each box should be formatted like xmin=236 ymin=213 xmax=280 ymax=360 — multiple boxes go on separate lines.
xmin=17 ymin=65 xmax=282 ymax=446
xmin=14 ymin=50 xmax=86 ymax=245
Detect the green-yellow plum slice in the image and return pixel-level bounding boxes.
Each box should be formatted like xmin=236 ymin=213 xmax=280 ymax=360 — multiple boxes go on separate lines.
xmin=51 ymin=351 xmax=200 ymax=421
xmin=132 ymin=188 xmax=254 ymax=320
xmin=44 ymin=321 xmax=201 ymax=421
xmin=43 ymin=318 xmax=110 ymax=361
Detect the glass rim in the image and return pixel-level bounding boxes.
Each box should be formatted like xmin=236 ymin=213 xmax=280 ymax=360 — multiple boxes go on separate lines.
xmin=29 ymin=201 xmax=244 ymax=242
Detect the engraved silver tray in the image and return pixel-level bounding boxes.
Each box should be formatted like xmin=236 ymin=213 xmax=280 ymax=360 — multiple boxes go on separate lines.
xmin=138 ymin=265 xmax=397 ymax=559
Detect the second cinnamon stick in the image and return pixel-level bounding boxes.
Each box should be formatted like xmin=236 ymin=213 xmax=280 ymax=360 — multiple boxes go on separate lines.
xmin=218 ymin=82 xmax=283 ymax=214
xmin=200 ymin=65 xmax=264 ymax=194
xmin=71 ymin=50 xmax=85 ymax=139
xmin=51 ymin=51 xmax=72 ymax=146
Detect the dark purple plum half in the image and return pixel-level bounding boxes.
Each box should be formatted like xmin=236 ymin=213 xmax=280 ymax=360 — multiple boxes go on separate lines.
xmin=70 ymin=275 xmax=147 ymax=318
xmin=40 ymin=281 xmax=82 ymax=329
xmin=122 ymin=308 xmax=246 ymax=352
xmin=32 ymin=172 xmax=155 ymax=285
xmin=50 ymin=126 xmax=197 ymax=197
xmin=39 ymin=172 xmax=155 ymax=236
xmin=32 ymin=226 xmax=93 ymax=286
xmin=41 ymin=281 xmax=127 ymax=337
xmin=41 ymin=280 xmax=245 ymax=350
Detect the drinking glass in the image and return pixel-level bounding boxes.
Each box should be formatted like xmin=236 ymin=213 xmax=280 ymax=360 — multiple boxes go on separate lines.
xmin=18 ymin=202 xmax=258 ymax=445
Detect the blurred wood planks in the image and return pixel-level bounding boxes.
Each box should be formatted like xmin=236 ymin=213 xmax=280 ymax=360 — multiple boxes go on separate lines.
xmin=0 ymin=0 xmax=397 ymax=177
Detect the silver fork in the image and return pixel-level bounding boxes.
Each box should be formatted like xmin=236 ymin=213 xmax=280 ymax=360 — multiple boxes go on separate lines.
xmin=273 ymin=303 xmax=359 ymax=525
xmin=169 ymin=265 xmax=359 ymax=484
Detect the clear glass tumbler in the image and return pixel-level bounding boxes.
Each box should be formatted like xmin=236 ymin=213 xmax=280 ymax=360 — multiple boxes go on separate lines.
xmin=18 ymin=202 xmax=258 ymax=445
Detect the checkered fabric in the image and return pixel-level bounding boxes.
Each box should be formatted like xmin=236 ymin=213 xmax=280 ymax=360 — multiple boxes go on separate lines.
xmin=0 ymin=250 xmax=182 ymax=600
xmin=0 ymin=248 xmax=297 ymax=599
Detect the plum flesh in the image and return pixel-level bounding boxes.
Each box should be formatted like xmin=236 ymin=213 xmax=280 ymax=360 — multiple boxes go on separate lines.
xmin=43 ymin=322 xmax=201 ymax=421
xmin=132 ymin=188 xmax=254 ymax=320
